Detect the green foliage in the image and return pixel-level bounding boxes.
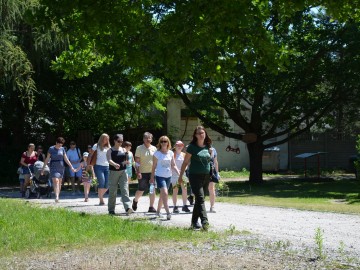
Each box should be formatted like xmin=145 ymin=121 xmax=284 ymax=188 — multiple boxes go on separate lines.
xmin=29 ymin=1 xmax=360 ymax=184
xmin=314 ymin=227 xmax=326 ymax=260
xmin=52 ymin=41 xmax=113 ymax=79
xmin=0 ymin=0 xmax=39 ymax=111
xmin=353 ymin=135 xmax=360 ymax=177
xmin=215 ymin=181 xmax=229 ymax=197
xmin=0 ymin=38 xmax=36 ymax=110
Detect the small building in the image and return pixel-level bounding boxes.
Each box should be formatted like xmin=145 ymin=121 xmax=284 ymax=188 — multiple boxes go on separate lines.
xmin=167 ymin=98 xmax=288 ymax=171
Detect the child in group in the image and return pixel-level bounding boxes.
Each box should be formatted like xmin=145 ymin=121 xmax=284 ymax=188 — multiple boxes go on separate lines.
xmin=74 ymin=152 xmax=95 ymax=202
xmin=123 ymin=141 xmax=135 ymax=182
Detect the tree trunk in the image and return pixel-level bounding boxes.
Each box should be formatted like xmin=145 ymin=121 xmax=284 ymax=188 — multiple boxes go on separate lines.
xmin=247 ymin=142 xmax=264 ymax=183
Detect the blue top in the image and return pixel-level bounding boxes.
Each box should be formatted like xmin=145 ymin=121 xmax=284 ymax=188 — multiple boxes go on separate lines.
xmin=67 ymin=148 xmax=81 ymax=168
xmin=48 ymin=146 xmax=65 ymax=166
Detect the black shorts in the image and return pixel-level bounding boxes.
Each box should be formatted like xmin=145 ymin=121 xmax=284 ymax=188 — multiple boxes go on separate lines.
xmin=138 ymin=173 xmax=151 ymax=191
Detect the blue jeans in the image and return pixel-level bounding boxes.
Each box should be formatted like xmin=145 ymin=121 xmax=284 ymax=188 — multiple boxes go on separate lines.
xmin=94 ymin=165 xmax=109 ymax=189
xmin=155 ymin=176 xmax=171 ymax=189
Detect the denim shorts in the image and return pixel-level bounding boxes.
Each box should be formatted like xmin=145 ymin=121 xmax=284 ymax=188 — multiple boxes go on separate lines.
xmin=155 ymin=176 xmax=171 ymax=190
xmin=94 ymin=165 xmax=109 ymax=189
xmin=22 ymin=165 xmax=34 ymax=175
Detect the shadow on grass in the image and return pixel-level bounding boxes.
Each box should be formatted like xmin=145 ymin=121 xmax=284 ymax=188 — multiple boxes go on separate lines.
xmin=224 ymin=177 xmax=360 ymax=203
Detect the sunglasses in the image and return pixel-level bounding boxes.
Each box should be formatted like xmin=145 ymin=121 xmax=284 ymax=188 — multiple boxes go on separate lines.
xmin=117 ymin=140 xmax=123 ymax=143
xmin=160 ymin=141 xmax=168 ymax=143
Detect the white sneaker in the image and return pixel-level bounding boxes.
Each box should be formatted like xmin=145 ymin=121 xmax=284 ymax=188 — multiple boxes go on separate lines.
xmin=126 ymin=208 xmax=133 ymax=215
xmin=210 ymin=207 xmax=216 ymax=213
xmin=166 ymin=213 xmax=171 ymax=220
xmin=157 ymin=212 xmax=164 ymax=218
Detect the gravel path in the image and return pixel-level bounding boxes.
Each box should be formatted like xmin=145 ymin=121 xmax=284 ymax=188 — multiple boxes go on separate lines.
xmin=2 ymin=189 xmax=360 ymax=269
xmin=17 ymin=191 xmax=360 ymax=255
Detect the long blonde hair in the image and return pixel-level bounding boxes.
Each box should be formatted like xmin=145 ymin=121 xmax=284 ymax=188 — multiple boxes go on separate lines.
xmin=97 ymin=133 xmax=111 ymax=151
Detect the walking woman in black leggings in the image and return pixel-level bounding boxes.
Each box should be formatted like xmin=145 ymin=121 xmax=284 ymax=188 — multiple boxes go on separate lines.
xmin=179 ymin=126 xmax=212 ymax=231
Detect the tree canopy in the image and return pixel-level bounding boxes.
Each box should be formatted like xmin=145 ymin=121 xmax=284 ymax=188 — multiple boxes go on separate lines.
xmin=23 ymin=1 xmax=360 ymax=181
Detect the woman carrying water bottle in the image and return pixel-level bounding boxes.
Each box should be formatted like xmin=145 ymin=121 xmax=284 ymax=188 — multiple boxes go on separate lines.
xmin=150 ymin=136 xmax=180 ymax=220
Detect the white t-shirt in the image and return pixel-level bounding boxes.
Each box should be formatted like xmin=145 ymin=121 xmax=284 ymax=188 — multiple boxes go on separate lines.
xmin=92 ymin=143 xmax=109 ymax=166
xmin=154 ymin=150 xmax=174 ymax=178
xmin=171 ymin=152 xmax=184 ymax=184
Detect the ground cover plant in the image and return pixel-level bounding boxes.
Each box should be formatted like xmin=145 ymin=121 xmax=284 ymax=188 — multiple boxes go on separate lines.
xmin=0 ymin=198 xmax=220 ymax=256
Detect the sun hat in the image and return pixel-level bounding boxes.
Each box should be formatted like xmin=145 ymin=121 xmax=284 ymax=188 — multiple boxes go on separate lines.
xmin=83 ymin=152 xmax=89 ymax=157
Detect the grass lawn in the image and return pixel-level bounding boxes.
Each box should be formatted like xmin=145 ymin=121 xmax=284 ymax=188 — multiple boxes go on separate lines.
xmin=216 ymin=177 xmax=360 ymax=214
xmin=0 ymin=199 xmax=220 ymax=256
xmin=128 ymin=169 xmax=360 ymax=214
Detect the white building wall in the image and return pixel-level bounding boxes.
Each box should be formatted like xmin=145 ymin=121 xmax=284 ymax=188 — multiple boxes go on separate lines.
xmin=167 ymin=98 xmax=288 ymax=171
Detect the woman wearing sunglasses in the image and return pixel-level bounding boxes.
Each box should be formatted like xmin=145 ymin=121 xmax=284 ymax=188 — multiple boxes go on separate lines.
xmin=107 ymin=134 xmax=133 ymax=215
xmin=150 ymin=136 xmax=180 ymax=220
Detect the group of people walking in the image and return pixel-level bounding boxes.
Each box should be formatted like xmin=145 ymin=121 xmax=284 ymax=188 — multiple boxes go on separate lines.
xmin=18 ymin=126 xmax=219 ymax=230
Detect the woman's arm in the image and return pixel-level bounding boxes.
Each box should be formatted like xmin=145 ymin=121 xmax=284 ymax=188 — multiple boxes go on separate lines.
xmin=41 ymin=152 xmax=51 ymax=174
xmin=134 ymin=156 xmax=141 ymax=179
xmin=63 ymin=152 xmax=75 ymax=171
xmin=214 ymin=155 xmax=219 ymax=172
xmin=171 ymin=155 xmax=180 ymax=176
xmin=107 ymin=148 xmax=121 ymax=169
xmin=150 ymin=155 xmax=158 ymax=184
xmin=178 ymin=152 xmax=191 ymax=183
xmin=74 ymin=162 xmax=83 ymax=172
xmin=131 ymin=152 xmax=135 ymax=166
xmin=20 ymin=156 xmax=27 ymax=167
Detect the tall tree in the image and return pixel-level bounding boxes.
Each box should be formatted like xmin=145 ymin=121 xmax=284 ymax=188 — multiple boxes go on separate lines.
xmin=37 ymin=1 xmax=360 ymax=182
xmin=0 ymin=0 xmax=37 ymax=144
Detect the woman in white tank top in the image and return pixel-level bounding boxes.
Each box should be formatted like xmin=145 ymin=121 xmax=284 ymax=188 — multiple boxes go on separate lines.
xmin=171 ymin=141 xmax=190 ymax=213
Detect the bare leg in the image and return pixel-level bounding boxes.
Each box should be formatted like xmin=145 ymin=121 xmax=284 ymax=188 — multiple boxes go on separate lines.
xmin=98 ymin=188 xmax=107 ymax=204
xmin=172 ymin=187 xmax=178 ymax=207
xmin=84 ymin=182 xmax=90 ymax=201
xmin=149 ymin=191 xmax=156 ymax=208
xmin=160 ymin=187 xmax=170 ymax=214
xmin=157 ymin=196 xmax=163 ymax=213
xmin=181 ymin=183 xmax=188 ymax=206
xmin=76 ymin=177 xmax=81 ymax=192
xmin=134 ymin=190 xmax=144 ymax=202
xmin=24 ymin=175 xmax=31 ymax=189
xmin=208 ymin=181 xmax=216 ymax=209
xmin=52 ymin=178 xmax=62 ymax=202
